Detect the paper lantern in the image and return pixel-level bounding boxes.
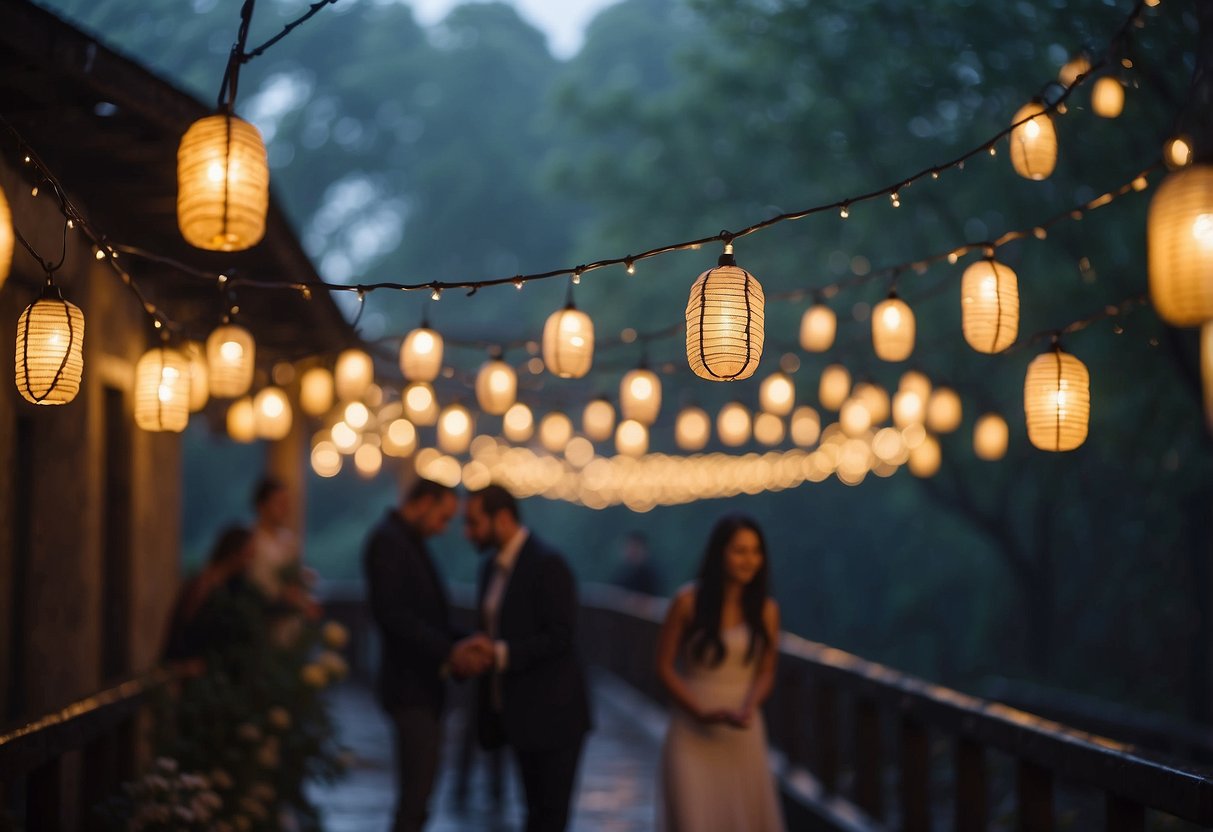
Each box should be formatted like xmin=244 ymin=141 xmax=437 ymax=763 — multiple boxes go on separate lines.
xmin=335 ymin=349 xmax=373 ymax=402
xmin=1024 ymin=347 xmax=1090 ymax=452
xmin=401 ymin=327 xmax=444 ymax=382
xmin=675 ymin=406 xmax=711 ymax=451
xmin=583 ymin=398 xmax=616 ymax=442
xmin=1165 ymin=137 xmax=1193 ymax=171
xmin=383 ymin=418 xmax=418 ymax=458
xmin=300 ymin=367 xmax=334 ymax=417
xmin=839 ymin=398 xmax=872 ymax=438
xmin=907 ymin=435 xmax=941 ymax=478
xmin=543 ymin=303 xmax=594 ymax=379
xmin=621 ymin=368 xmax=661 ymax=424
xmin=503 ymin=402 xmax=534 ymax=443
xmin=134 ymin=347 xmax=190 ymax=432
xmin=206 ymin=324 xmax=254 ymax=398
xmin=685 ymin=246 xmax=764 ymax=381
xmin=818 ymin=364 xmax=851 ymax=411
xmin=893 ymin=389 xmax=925 ymax=428
xmin=181 ymin=341 xmax=209 ymax=413
xmin=227 ymin=396 xmax=256 ymax=443
xmin=799 ymin=304 xmax=836 ymax=352
xmin=0 ymin=185 xmax=13 ymax=290
xmin=615 ymin=419 xmax=648 ymax=457
xmin=15 ymin=290 xmax=85 ymax=405
xmin=330 ymin=421 xmax=359 ymax=453
xmin=1091 ymin=77 xmax=1124 ymax=119
xmin=1148 ymin=165 xmax=1213 ymax=326
xmin=759 ymin=372 xmax=795 ymax=416
xmin=754 ymin=412 xmax=785 ymax=446
xmin=539 ymin=412 xmax=574 ymax=453
xmin=974 ymin=413 xmax=1009 ymax=461
xmin=852 ymin=382 xmax=890 ymax=424
xmin=1059 ymin=53 xmax=1090 ymax=87
xmin=311 ymin=440 xmax=342 ymax=478
xmin=872 ymin=295 xmax=915 ymax=362
xmin=354 ymin=443 xmax=383 ymax=479
xmin=1202 ymin=323 xmax=1213 ymax=433
xmin=899 ymin=370 xmax=932 ymax=401
xmin=962 ymin=260 xmax=1019 ymax=353
xmin=254 ymin=386 xmax=293 ymax=441
xmin=790 ymin=406 xmax=821 ymax=447
xmin=437 ymin=404 xmax=473 ymax=454
xmin=177 ymin=113 xmax=268 ymax=251
xmin=403 ymin=382 xmax=439 ymax=426
xmin=1008 ymin=102 xmax=1057 ymax=181
xmin=343 ymin=401 xmax=370 ymax=430
xmin=717 ymin=402 xmax=751 ymax=447
xmin=476 ymin=359 xmax=517 ymax=415
xmin=565 ymin=436 xmax=595 ymax=469
xmin=926 ymin=387 xmax=963 ymax=434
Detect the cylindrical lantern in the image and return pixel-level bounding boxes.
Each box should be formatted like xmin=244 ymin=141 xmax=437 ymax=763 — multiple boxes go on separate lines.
xmin=344 ymin=401 xmax=370 ymax=430
xmin=354 ymin=443 xmax=383 ymax=479
xmin=400 ymin=327 xmax=444 ymax=382
xmin=582 ymin=398 xmax=616 ymax=442
xmin=227 ymin=396 xmax=256 ymax=443
xmin=685 ymin=246 xmax=764 ymax=381
xmin=1148 ymin=165 xmax=1213 ymax=326
xmin=818 ymin=364 xmax=851 ymax=411
xmin=973 ymin=413 xmax=1009 ymax=461
xmin=182 ymin=341 xmax=209 ymax=413
xmin=437 ymin=403 xmax=473 ymax=455
xmin=892 ymin=389 xmax=926 ymax=428
xmin=300 ymin=366 xmax=334 ymax=417
xmin=799 ymin=304 xmax=836 ymax=352
xmin=311 ymin=440 xmax=342 ymax=478
xmin=335 ymin=348 xmax=373 ymax=402
xmin=403 ymin=382 xmax=439 ymax=426
xmin=134 ymin=347 xmax=190 ymax=432
xmin=615 ymin=419 xmax=648 ymax=457
xmin=1058 ymin=53 xmax=1090 ymax=87
xmin=0 ymin=186 xmax=12 ymax=290
xmin=675 ymin=406 xmax=710 ymax=451
xmin=899 ymin=370 xmax=932 ymax=401
xmin=839 ymin=398 xmax=872 ymax=438
xmin=1165 ymin=137 xmax=1193 ymax=171
xmin=539 ymin=412 xmax=574 ymax=453
xmin=1024 ymin=347 xmax=1090 ymax=452
xmin=1008 ymin=102 xmax=1057 ymax=181
xmin=852 ymin=382 xmax=890 ymax=425
xmin=620 ymin=368 xmax=662 ymax=424
xmin=543 ymin=303 xmax=594 ymax=379
xmin=926 ymin=387 xmax=963 ymax=434
xmin=907 ymin=435 xmax=941 ymax=478
xmin=476 ymin=359 xmax=517 ymax=415
xmin=331 ymin=420 xmax=359 ymax=454
xmin=503 ymin=402 xmax=534 ymax=443
xmin=1091 ymin=76 xmax=1124 ymax=119
xmin=759 ymin=372 xmax=795 ymax=416
xmin=790 ymin=406 xmax=821 ymax=447
xmin=254 ymin=386 xmax=293 ymax=441
xmin=961 ymin=259 xmax=1019 ymax=353
xmin=754 ymin=412 xmax=785 ymax=446
xmin=872 ymin=295 xmax=915 ymax=362
xmin=177 ymin=113 xmax=269 ymax=251
xmin=206 ymin=323 xmax=254 ymax=398
xmin=15 ymin=289 xmax=85 ymax=405
xmin=717 ymin=402 xmax=751 ymax=447
xmin=383 ymin=418 xmax=418 ymax=458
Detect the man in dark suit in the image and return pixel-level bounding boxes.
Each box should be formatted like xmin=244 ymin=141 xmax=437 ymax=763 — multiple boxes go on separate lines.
xmin=463 ymin=484 xmax=593 ymax=832
xmin=364 ymin=478 xmax=492 ymax=832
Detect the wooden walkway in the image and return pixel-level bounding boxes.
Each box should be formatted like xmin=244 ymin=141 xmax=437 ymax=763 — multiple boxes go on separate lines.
xmin=311 ymin=672 xmax=665 ymax=831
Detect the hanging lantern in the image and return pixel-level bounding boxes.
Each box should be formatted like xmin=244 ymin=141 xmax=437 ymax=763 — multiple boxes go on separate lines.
xmin=15 ymin=288 xmax=85 ymax=405
xmin=582 ymin=398 xmax=616 ymax=442
xmin=790 ymin=406 xmax=821 ymax=447
xmin=717 ymin=402 xmax=751 ymax=447
xmin=872 ymin=294 xmax=915 ymax=362
xmin=899 ymin=370 xmax=932 ymax=401
xmin=0 ymin=185 xmax=13 ymax=290
xmin=1024 ymin=346 xmax=1090 ymax=452
xmin=1008 ymin=102 xmax=1057 ymax=181
xmin=401 ymin=326 xmax=444 ymax=382
xmin=907 ymin=435 xmax=941 ymax=478
xmin=818 ymin=364 xmax=851 ymax=411
xmin=1165 ymin=137 xmax=1194 ymax=171
xmin=675 ymin=406 xmax=711 ymax=451
xmin=227 ymin=396 xmax=256 ymax=443
xmin=926 ymin=387 xmax=963 ymax=434
xmin=133 ymin=347 xmax=190 ymax=432
xmin=383 ymin=418 xmax=418 ymax=458
xmin=335 ymin=348 xmax=373 ymax=401
xmin=182 ymin=341 xmax=209 ymax=413
xmin=543 ymin=301 xmax=594 ymax=379
xmin=206 ymin=323 xmax=254 ymax=398
xmin=177 ymin=113 xmax=269 ymax=251
xmin=539 ymin=412 xmax=574 ymax=453
xmin=476 ymin=358 xmax=517 ymax=415
xmin=403 ymin=382 xmax=439 ymax=426
xmin=254 ymin=386 xmax=293 ymax=441
xmin=1202 ymin=323 xmax=1213 ymax=433
xmin=621 ymin=368 xmax=662 ymax=424
xmin=1058 ymin=53 xmax=1090 ymax=87
xmin=1091 ymin=77 xmax=1124 ymax=119
xmin=892 ymin=389 xmax=926 ymax=428
xmin=799 ymin=304 xmax=836 ymax=352
xmin=852 ymin=382 xmax=890 ymax=424
xmin=1148 ymin=165 xmax=1213 ymax=326
xmin=300 ymin=366 xmax=334 ymax=417
xmin=331 ymin=421 xmax=359 ymax=454
xmin=973 ymin=413 xmax=1009 ymax=461
xmin=754 ymin=412 xmax=785 ymax=446
xmin=354 ymin=443 xmax=383 ymax=479
xmin=311 ymin=440 xmax=342 ymax=478
xmin=344 ymin=401 xmax=370 ymax=430
xmin=961 ymin=259 xmax=1019 ymax=353
xmin=839 ymin=398 xmax=872 ymax=438
xmin=437 ymin=403 xmax=473 ymax=454
xmin=759 ymin=372 xmax=795 ymax=416
xmin=685 ymin=244 xmax=764 ymax=381
xmin=615 ymin=419 xmax=648 ymax=457
xmin=503 ymin=402 xmax=534 ymax=443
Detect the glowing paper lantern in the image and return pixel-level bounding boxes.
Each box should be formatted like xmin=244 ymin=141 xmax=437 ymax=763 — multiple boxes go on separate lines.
xmin=818 ymin=364 xmax=851 ymax=411
xmin=134 ymin=347 xmax=190 ymax=432
xmin=344 ymin=401 xmax=369 ymax=430
xmin=300 ymin=367 xmax=334 ymax=417
xmin=872 ymin=295 xmax=915 ymax=362
xmin=383 ymin=418 xmax=418 ymax=458
xmin=182 ymin=341 xmax=209 ymax=413
xmin=790 ymin=406 xmax=821 ymax=447
xmin=799 ymin=304 xmax=836 ymax=352
xmin=354 ymin=443 xmax=383 ymax=479
xmin=227 ymin=396 xmax=256 ymax=443
xmin=177 ymin=113 xmax=268 ymax=251
xmin=620 ymin=368 xmax=661 ymax=424
xmin=685 ymin=246 xmax=764 ymax=381
xmin=254 ymin=386 xmax=293 ymax=441
xmin=15 ymin=290 xmax=85 ymax=405
xmin=206 ymin=324 xmax=254 ymax=398
xmin=1091 ymin=76 xmax=1124 ymax=119
xmin=403 ymin=382 xmax=439 ymax=426
xmin=675 ymin=406 xmax=711 ymax=451
xmin=961 ymin=260 xmax=1019 ymax=353
xmin=852 ymin=382 xmax=890 ymax=425
xmin=539 ymin=412 xmax=574 ymax=453
xmin=1165 ymin=137 xmax=1193 ymax=171
xmin=311 ymin=440 xmax=342 ymax=478
xmin=899 ymin=370 xmax=932 ymax=402
xmin=1059 ymin=53 xmax=1090 ymax=87
xmin=543 ymin=303 xmax=594 ymax=379
xmin=839 ymin=398 xmax=872 ymax=438
xmin=926 ymin=388 xmax=963 ymax=434
xmin=717 ymin=402 xmax=751 ymax=447
xmin=754 ymin=412 xmax=785 ymax=446
xmin=582 ymin=398 xmax=616 ymax=442
xmin=476 ymin=359 xmax=517 ymax=415
xmin=973 ymin=413 xmax=1009 ymax=461
xmin=907 ymin=435 xmax=941 ymax=478
xmin=893 ymin=389 xmax=926 ymax=428
xmin=1008 ymin=102 xmax=1057 ymax=181
xmin=503 ymin=402 xmax=535 ymax=443
xmin=401 ymin=327 xmax=444 ymax=382
xmin=1024 ymin=347 xmax=1090 ymax=452
xmin=335 ymin=349 xmax=373 ymax=402
xmin=331 ymin=421 xmax=358 ymax=453
xmin=437 ymin=404 xmax=473 ymax=455
xmin=759 ymin=372 xmax=795 ymax=416
xmin=615 ymin=419 xmax=648 ymax=457
xmin=1148 ymin=165 xmax=1213 ymax=326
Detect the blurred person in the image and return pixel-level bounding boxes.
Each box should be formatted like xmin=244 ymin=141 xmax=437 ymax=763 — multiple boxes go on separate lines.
xmin=611 ymin=531 xmax=664 ymax=596
xmin=248 ymin=477 xmax=301 ymax=600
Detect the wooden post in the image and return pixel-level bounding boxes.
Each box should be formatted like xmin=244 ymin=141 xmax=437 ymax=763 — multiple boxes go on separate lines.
xmin=854 ymin=697 xmax=884 ymax=819
xmin=898 ymin=715 xmax=930 ymax=832
xmin=811 ymin=678 xmax=839 ymax=792
xmin=1105 ymin=795 xmax=1145 ymax=832
xmin=1017 ymin=760 xmax=1053 ymax=832
xmin=954 ymin=737 xmax=987 ymax=832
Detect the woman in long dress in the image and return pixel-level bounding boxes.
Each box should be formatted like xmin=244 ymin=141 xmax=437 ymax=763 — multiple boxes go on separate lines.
xmin=656 ymin=514 xmax=786 ymax=832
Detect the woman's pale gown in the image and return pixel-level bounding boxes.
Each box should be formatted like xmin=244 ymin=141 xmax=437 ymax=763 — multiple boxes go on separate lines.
xmin=659 ymin=624 xmax=786 ymax=832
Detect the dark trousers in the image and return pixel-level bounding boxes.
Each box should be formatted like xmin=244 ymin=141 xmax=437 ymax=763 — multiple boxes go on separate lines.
xmin=389 ymin=705 xmax=443 ymax=832
xmin=513 ymin=737 xmax=585 ymax=832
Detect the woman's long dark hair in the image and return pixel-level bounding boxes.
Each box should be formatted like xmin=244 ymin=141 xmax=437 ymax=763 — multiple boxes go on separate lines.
xmin=685 ymin=514 xmax=771 ymax=666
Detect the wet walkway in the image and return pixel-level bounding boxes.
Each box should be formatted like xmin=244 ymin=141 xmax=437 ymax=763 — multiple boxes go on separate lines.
xmin=312 ymin=671 xmax=666 ymax=831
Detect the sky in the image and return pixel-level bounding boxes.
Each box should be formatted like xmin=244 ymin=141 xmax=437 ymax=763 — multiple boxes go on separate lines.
xmin=404 ymin=0 xmax=621 ymax=58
